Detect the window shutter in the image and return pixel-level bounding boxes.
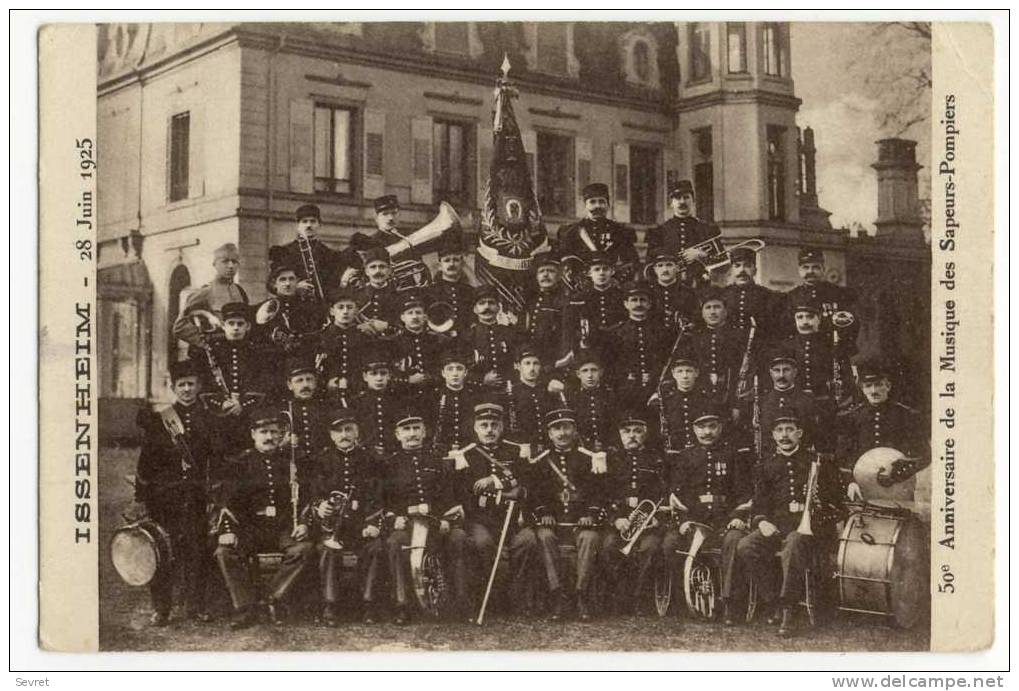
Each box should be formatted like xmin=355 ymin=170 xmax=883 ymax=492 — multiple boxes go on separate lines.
xmin=411 ymin=115 xmax=434 ymax=205
xmin=362 ymin=108 xmax=386 ymax=200
xmin=612 ymin=142 xmax=630 ymax=223
xmin=164 ymin=114 xmax=173 ymax=203
xmin=521 ymin=129 xmax=537 ymax=198
xmin=574 ymin=137 xmax=592 ymax=218
xmin=477 ymin=125 xmax=493 ymax=209
xmin=188 ymin=104 xmax=205 ymax=199
xmin=289 ymin=98 xmax=314 ymax=194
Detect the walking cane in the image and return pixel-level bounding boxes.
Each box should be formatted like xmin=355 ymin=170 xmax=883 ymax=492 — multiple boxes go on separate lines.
xmin=475 ymin=499 xmax=516 ymax=625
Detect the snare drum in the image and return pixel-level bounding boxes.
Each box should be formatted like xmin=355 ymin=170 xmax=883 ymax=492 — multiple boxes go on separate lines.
xmin=110 ymin=518 xmax=173 ymax=587
xmin=835 ymin=505 xmax=929 ymax=628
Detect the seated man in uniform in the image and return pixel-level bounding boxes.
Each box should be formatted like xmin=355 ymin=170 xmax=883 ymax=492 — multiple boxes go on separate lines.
xmin=310 ymin=404 xmax=385 ymax=625
xmin=735 ymin=411 xmax=843 ymax=636
xmin=213 ymin=406 xmax=315 ymax=629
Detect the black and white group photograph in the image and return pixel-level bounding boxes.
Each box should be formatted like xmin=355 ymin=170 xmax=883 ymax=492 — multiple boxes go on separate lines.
xmin=90 ymin=19 xmax=937 ymax=653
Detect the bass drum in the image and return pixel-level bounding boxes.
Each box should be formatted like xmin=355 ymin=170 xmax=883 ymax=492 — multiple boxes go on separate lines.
xmin=110 ymin=518 xmax=173 ymax=587
xmin=835 ymin=505 xmax=929 ymax=628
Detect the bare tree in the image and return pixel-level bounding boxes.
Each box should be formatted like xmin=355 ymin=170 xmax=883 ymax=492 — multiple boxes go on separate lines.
xmin=848 ymin=22 xmax=932 ymax=138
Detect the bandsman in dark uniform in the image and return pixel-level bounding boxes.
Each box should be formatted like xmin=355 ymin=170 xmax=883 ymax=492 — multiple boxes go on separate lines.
xmin=447 ymin=402 xmax=534 ymax=619
xmin=735 ymin=411 xmax=843 ymax=636
xmin=604 ymin=281 xmax=669 ymax=409
xmin=528 ymin=407 xmax=608 ymax=621
xmin=522 ymin=252 xmax=569 ymax=367
xmin=354 ymin=247 xmax=401 ymax=338
xmin=353 ymin=341 xmax=401 ymax=456
xmin=557 ymin=182 xmax=639 ymax=282
xmin=426 ymin=232 xmax=474 ymax=338
xmin=566 ymin=349 xmax=615 ymax=453
xmin=466 ymin=285 xmax=518 ymax=392
xmin=645 ymin=180 xmax=721 ymax=285
xmin=198 ymin=301 xmax=269 ymax=455
xmin=134 ymin=359 xmax=220 ymax=625
xmin=508 ymin=343 xmax=557 ymax=455
xmin=430 ymin=347 xmax=478 ymax=458
xmin=392 ymin=292 xmax=444 ymax=392
xmin=690 ymin=287 xmax=749 ymax=409
xmin=778 ymin=301 xmax=843 ymax=405
xmin=723 ymin=245 xmax=781 ymax=345
xmin=651 ymin=344 xmax=709 ymax=451
xmin=382 ymin=409 xmax=457 ymax=624
xmin=598 ymin=410 xmax=668 ymax=615
xmin=318 ymin=287 xmax=372 ymax=399
xmin=214 ymin=406 xmax=316 ymax=629
xmin=309 ymin=404 xmax=385 ymax=625
xmin=836 ymin=358 xmax=927 ymax=501
xmin=782 ymin=248 xmax=858 ymax=340
xmin=346 ymin=195 xmax=432 ymax=292
xmin=268 ymin=204 xmax=350 ymax=301
xmin=171 ymin=243 xmax=249 ymax=349
xmin=562 ymin=252 xmax=626 ymax=357
xmin=662 ymin=403 xmax=753 ymax=622
xmin=279 ymin=357 xmax=329 ymax=476
xmin=646 ymin=248 xmax=698 ymax=334
xmin=255 ymin=262 xmax=328 ymax=356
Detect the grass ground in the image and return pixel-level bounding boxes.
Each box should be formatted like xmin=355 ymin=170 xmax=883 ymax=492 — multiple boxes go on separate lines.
xmin=99 ymin=445 xmax=929 ymax=653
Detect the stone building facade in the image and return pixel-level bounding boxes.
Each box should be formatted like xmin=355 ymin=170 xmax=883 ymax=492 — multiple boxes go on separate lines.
xmin=96 ymin=21 xmax=886 ymax=435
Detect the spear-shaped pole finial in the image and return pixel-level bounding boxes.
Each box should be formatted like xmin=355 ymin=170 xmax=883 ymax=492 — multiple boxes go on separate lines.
xmin=501 ymin=53 xmax=511 ymax=79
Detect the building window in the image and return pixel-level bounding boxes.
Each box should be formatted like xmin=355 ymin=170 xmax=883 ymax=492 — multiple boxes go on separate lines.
xmin=692 ymin=127 xmax=714 ymax=222
xmin=633 ymin=40 xmax=651 ymax=82
xmin=168 ymin=112 xmax=190 ymax=202
xmin=313 ymin=104 xmax=356 ymax=194
xmin=536 ymin=23 xmax=569 ymax=75
xmin=767 ymin=125 xmax=786 ymax=220
xmin=536 ymin=131 xmax=574 ymax=217
xmin=727 ymin=23 xmax=747 ymax=73
xmin=433 ymin=119 xmax=473 ymax=207
xmin=629 ymin=145 xmax=659 ymax=225
xmin=434 ymin=22 xmax=470 ymax=55
xmin=763 ymin=23 xmax=786 ymax=77
xmin=689 ymin=23 xmax=712 ymax=82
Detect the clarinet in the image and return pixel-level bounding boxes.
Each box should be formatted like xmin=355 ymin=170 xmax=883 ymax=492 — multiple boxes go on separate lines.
xmin=751 ymin=373 xmax=762 ymax=458
xmin=506 ymin=378 xmax=516 ymax=433
xmin=286 ymin=403 xmax=300 ymax=528
xmin=433 ymin=392 xmax=447 ymax=455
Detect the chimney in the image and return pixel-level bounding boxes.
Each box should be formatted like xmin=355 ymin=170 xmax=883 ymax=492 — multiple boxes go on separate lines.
xmin=872 ymin=138 xmax=924 ymax=242
xmin=801 ymin=127 xmax=818 ymax=207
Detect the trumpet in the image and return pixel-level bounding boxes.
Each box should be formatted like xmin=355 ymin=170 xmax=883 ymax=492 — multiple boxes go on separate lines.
xmin=620 ymin=498 xmax=664 ymax=556
xmin=797 ymin=456 xmax=820 ymax=536
xmin=321 ymin=490 xmax=351 ymax=551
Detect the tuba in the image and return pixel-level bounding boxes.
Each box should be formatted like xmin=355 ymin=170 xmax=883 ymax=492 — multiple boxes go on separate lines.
xmin=321 ymin=490 xmax=351 ymax=551
xmin=386 ymin=202 xmax=463 ymax=291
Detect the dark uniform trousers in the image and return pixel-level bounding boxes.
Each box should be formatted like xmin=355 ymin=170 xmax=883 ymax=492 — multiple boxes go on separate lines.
xmin=735 ymin=447 xmax=842 ymax=609
xmin=600 ymin=527 xmax=662 ymax=608
xmin=529 ymin=447 xmax=606 ymax=598
xmin=215 ymin=518 xmax=315 ymax=610
xmin=146 ymin=491 xmax=212 ymax=616
xmin=385 ymin=525 xmax=454 ymax=608
xmin=319 ymin=533 xmax=385 ymax=605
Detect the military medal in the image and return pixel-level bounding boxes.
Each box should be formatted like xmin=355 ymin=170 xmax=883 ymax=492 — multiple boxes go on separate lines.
xmin=627 ymin=496 xmax=638 ymax=508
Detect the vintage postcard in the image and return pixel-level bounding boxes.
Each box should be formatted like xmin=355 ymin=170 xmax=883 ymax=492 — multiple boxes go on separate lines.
xmin=35 ymin=17 xmax=997 ymax=660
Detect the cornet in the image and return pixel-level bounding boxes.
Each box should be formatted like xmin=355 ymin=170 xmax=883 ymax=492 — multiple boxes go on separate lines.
xmin=321 ymin=490 xmax=352 ymax=551
xmin=620 ymin=498 xmax=664 ymax=556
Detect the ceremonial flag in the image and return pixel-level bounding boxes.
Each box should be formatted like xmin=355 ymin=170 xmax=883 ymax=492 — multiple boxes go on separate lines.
xmin=474 ymin=56 xmax=550 ymax=313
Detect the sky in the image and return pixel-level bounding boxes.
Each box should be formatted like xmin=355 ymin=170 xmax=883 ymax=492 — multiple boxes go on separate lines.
xmin=791 ymin=22 xmax=931 ymax=231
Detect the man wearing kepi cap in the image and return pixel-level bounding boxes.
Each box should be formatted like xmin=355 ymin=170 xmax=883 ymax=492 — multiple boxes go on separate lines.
xmin=309 ymin=403 xmax=385 ymax=626
xmin=426 ymin=232 xmax=474 ymax=337
xmin=352 ymin=340 xmax=401 ymax=456
xmin=391 ymin=291 xmax=444 ymax=391
xmin=604 ymin=281 xmax=669 ymax=409
xmin=645 ymin=179 xmax=721 ymax=285
xmin=557 ymin=182 xmax=639 ymax=281
xmin=429 ymin=346 xmax=478 ymax=459
xmin=522 ymin=252 xmax=569 ymax=366
xmin=663 ymin=401 xmax=753 ymax=624
xmin=346 ymin=195 xmax=432 ymax=290
xmin=735 ymin=409 xmax=843 ymax=637
xmin=755 ymin=345 xmax=827 ymax=456
xmin=213 ymin=405 xmax=316 ymax=629
xmin=599 ymin=408 xmax=667 ymax=615
xmin=381 ymin=407 xmax=456 ymax=624
xmin=528 ymin=407 xmax=607 ymax=621
xmin=447 ymin=401 xmax=535 ymax=620
xmin=278 ymin=356 xmax=329 ymax=478
xmin=268 ymin=204 xmax=350 ymax=301
xmin=466 ymin=284 xmax=519 ymax=392
xmin=835 ymin=357 xmax=927 ymax=501
xmin=723 ymin=245 xmax=781 ymax=345
xmin=646 ymin=247 xmax=699 ymax=334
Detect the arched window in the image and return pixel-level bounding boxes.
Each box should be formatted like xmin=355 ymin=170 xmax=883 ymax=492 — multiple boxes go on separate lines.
xmin=167 ymin=263 xmax=191 ymax=364
xmin=633 ymin=40 xmax=651 ymax=82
